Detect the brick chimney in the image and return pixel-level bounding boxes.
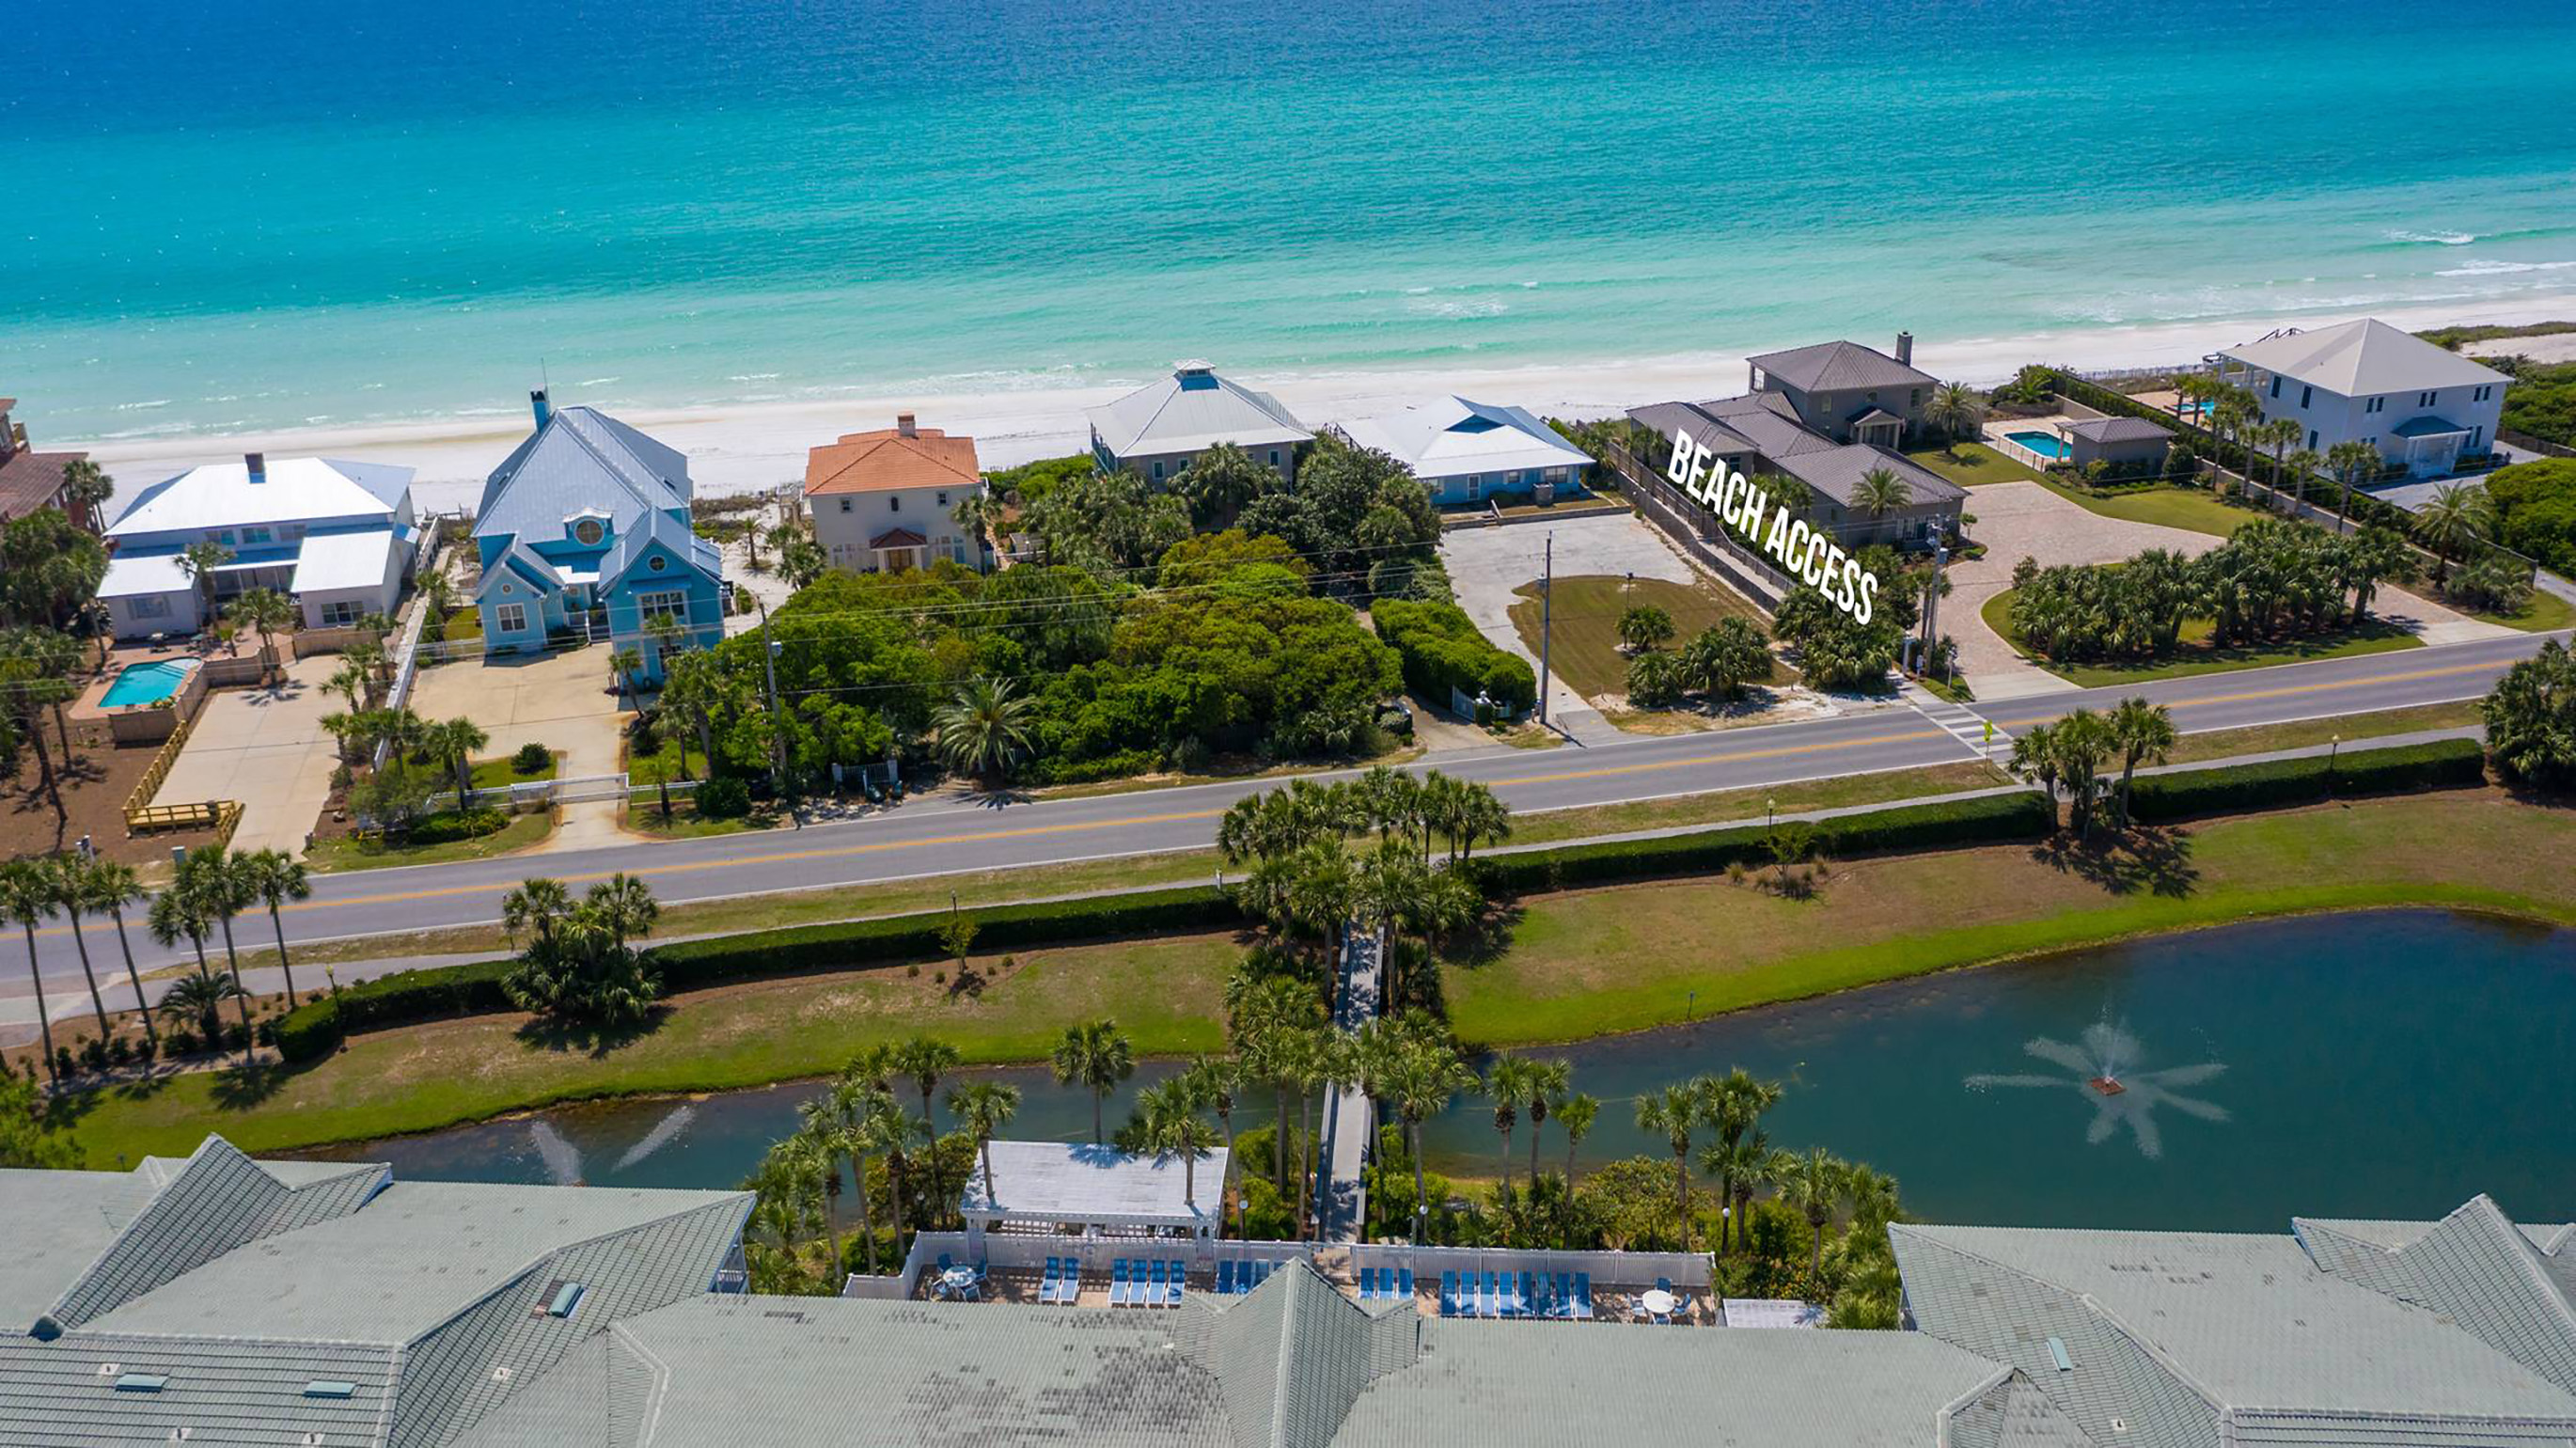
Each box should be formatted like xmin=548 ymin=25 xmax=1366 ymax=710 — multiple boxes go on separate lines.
xmin=896 ymin=412 xmax=918 ymax=438
xmin=1895 ymin=331 xmax=1915 ymax=367
xmin=245 ymin=452 xmax=267 ymax=484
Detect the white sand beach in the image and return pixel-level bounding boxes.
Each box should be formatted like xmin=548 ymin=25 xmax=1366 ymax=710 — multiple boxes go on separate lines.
xmin=85 ymin=291 xmax=2576 ymax=518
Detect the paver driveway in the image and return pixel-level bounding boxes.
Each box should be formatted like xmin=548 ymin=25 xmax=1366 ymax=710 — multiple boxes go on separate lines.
xmin=409 ymin=646 xmax=631 ymax=848
xmin=1949 ymin=482 xmax=2221 ymax=699
xmin=151 ymin=653 xmax=344 ymax=855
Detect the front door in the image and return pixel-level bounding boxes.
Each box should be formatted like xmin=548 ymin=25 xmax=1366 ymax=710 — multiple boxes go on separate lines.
xmin=881 ymin=547 xmax=919 ymax=573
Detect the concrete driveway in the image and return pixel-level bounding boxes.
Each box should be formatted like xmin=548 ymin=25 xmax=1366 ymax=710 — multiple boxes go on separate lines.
xmin=409 ymin=646 xmax=631 ymax=849
xmin=1950 ymin=482 xmax=2221 ymax=699
xmin=1438 ymin=510 xmax=1701 ymax=739
xmin=151 ymin=653 xmax=345 ymax=856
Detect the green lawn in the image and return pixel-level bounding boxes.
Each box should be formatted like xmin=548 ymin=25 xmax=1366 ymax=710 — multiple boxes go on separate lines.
xmin=2160 ymin=700 xmax=2483 ymax=765
xmin=304 ymin=810 xmax=552 ymax=873
xmin=470 ymin=752 xmax=557 ymax=790
xmin=1903 ymin=442 xmax=2049 ymax=489
xmin=1979 ymin=588 xmax=2425 ymax=687
xmin=60 ymin=789 xmax=2576 ymax=1159
xmin=1506 ymin=574 xmax=1779 ymax=700
xmin=2465 ymin=587 xmax=2576 ymax=634
xmin=440 ymin=608 xmax=482 ymax=643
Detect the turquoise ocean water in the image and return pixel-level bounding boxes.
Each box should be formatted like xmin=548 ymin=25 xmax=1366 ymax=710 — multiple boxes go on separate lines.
xmin=8 ymin=0 xmax=2576 ymax=445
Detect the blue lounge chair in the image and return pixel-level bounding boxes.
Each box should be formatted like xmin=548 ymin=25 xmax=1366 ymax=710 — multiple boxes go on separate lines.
xmin=1148 ymin=1259 xmax=1168 ymax=1307
xmin=1439 ymin=1271 xmax=1459 ymax=1316
xmin=1397 ymin=1267 xmax=1415 ymax=1301
xmin=1481 ymin=1271 xmax=1500 ymax=1317
xmin=1217 ymin=1260 xmax=1235 ymax=1295
xmin=1358 ymin=1267 xmax=1375 ymax=1299
xmin=1574 ymin=1272 xmax=1593 ymax=1320
xmin=1169 ymin=1260 xmax=1187 ymax=1305
xmin=1519 ymin=1272 xmax=1537 ymax=1317
xmin=1110 ymin=1259 xmax=1131 ymax=1306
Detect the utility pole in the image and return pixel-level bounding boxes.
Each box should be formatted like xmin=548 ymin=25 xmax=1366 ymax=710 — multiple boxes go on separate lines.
xmin=755 ymin=595 xmax=786 ymax=810
xmin=1538 ymin=532 xmax=1554 ymax=729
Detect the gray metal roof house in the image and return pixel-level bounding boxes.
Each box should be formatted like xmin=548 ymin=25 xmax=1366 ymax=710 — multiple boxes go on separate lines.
xmin=1088 ymin=361 xmax=1314 ymax=487
xmin=0 ymin=1136 xmax=752 ymax=1448
xmin=1892 ymin=1194 xmax=2576 ymax=1448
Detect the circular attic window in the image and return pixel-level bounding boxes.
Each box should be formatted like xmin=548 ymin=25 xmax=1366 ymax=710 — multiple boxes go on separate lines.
xmin=573 ymin=518 xmax=605 ymax=546
xmin=648 ymin=555 xmax=668 ymax=573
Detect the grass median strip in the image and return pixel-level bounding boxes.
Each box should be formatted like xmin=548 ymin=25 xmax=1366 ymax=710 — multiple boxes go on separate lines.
xmin=60 ymin=787 xmax=2568 ymax=1162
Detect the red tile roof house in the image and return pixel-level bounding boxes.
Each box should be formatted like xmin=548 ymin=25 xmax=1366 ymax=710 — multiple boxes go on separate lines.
xmin=803 ymin=414 xmax=990 ymax=574
xmin=0 ymin=398 xmax=96 ymax=529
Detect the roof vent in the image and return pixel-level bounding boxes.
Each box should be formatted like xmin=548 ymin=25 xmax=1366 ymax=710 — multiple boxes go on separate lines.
xmin=244 ymin=452 xmax=267 ymax=485
xmin=2046 ymin=1336 xmax=2073 ymax=1372
xmin=543 ymin=1282 xmax=586 ymax=1318
xmin=115 ymin=1373 xmax=171 ymax=1393
xmin=304 ymin=1380 xmax=358 ymax=1399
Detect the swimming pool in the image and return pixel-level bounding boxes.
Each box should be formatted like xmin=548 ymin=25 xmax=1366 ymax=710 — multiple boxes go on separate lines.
xmin=100 ymin=658 xmax=197 ymax=709
xmin=2005 ymin=429 xmax=2071 ymax=461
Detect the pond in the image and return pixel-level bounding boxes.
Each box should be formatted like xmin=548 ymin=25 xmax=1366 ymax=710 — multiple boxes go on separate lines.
xmin=306 ymin=910 xmax=2576 ymax=1231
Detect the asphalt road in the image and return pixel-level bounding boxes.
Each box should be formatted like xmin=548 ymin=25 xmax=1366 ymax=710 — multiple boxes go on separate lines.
xmin=7 ymin=628 xmax=2558 ymax=1012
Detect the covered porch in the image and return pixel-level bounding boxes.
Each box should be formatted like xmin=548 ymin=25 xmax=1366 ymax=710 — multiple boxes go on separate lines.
xmin=2390 ymin=415 xmax=2473 ymax=478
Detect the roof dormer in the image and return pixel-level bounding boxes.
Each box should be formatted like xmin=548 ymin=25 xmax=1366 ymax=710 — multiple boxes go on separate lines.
xmin=564 ymin=507 xmax=614 ymax=549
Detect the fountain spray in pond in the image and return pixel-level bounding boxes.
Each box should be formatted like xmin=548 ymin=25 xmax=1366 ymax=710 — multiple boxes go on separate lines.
xmin=529 ymin=1122 xmax=585 ymax=1186
xmin=1965 ymin=1020 xmax=2228 ymax=1159
xmin=610 ymin=1105 xmax=699 ymax=1173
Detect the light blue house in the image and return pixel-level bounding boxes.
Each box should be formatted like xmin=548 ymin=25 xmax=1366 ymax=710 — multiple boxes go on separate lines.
xmin=472 ymin=391 xmax=725 ymax=682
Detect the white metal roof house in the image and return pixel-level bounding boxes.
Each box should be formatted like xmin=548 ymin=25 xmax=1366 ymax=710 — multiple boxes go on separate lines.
xmin=2216 ymin=318 xmax=2510 ymax=477
xmin=98 ymin=452 xmax=417 ymax=638
xmin=1088 ymin=360 xmax=1313 ymax=487
xmin=958 ymin=1140 xmax=1232 ymax=1248
xmin=1341 ymin=397 xmax=1594 ymax=508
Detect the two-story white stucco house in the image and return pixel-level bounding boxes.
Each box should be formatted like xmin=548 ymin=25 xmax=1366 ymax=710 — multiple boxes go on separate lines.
xmin=2215 ymin=318 xmax=2510 ymax=478
xmin=804 ymin=414 xmax=987 ymax=573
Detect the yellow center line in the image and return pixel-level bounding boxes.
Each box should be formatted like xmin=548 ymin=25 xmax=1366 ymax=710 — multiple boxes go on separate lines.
xmin=1985 ymin=657 xmax=2504 ymax=724
xmin=286 ymin=725 xmax=1957 ymax=915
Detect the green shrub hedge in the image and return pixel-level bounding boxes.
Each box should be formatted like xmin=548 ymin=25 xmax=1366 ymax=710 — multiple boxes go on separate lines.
xmin=1371 ymin=599 xmax=1538 ymax=714
xmin=1469 ymin=792 xmax=2053 ymax=895
xmin=275 ymin=956 xmax=514 ymax=1064
xmin=2124 ymin=737 xmax=2485 ymax=824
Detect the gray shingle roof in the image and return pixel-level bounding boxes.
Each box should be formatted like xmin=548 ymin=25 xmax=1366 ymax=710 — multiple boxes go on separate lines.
xmin=0 ymin=1330 xmax=401 ymax=1446
xmin=0 ymin=1168 xmax=160 ymax=1334
xmin=1697 ymin=391 xmax=1840 ymax=459
xmin=1089 ymin=364 xmax=1312 ymax=459
xmin=1626 ymin=401 xmax=1758 ymax=459
xmin=2219 ymin=319 xmax=2507 ymax=396
xmin=1748 ymin=339 xmax=1937 ymax=393
xmin=1771 ymin=444 xmax=1967 ymax=510
xmin=2295 ymin=1197 xmax=2576 ymax=1396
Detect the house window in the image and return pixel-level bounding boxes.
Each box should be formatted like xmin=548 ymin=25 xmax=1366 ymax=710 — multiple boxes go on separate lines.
xmin=888 ymin=495 xmax=902 ymax=512
xmin=1267 ymin=449 xmax=1280 ymax=467
xmin=319 ymin=599 xmax=363 ymax=627
xmin=648 ymin=554 xmax=668 ymax=573
xmin=2308 ymin=430 xmax=2318 ymax=450
xmin=131 ymin=594 xmax=172 ymax=620
xmin=936 ymin=491 xmax=949 ymax=507
xmin=242 ymin=527 xmax=273 ymax=545
xmin=1152 ymin=461 xmax=1166 ymax=481
xmin=634 ymin=588 xmax=688 ymax=626
xmin=573 ymin=517 xmax=605 ymax=546
xmin=1910 ymin=389 xmax=1922 ymax=407
xmin=2299 ymin=386 xmax=2311 ymax=408
xmin=2473 ymin=426 xmax=2485 ymax=448
xmin=2474 ymin=385 xmax=2492 ymax=402
xmin=2418 ymin=391 xmax=2437 ymax=407
xmin=2269 ymin=376 xmax=2282 ymax=399
xmin=839 ymin=497 xmax=853 ymax=513
xmin=2366 ymin=396 xmax=2385 ymax=415
xmin=496 ymin=603 xmax=527 ymax=633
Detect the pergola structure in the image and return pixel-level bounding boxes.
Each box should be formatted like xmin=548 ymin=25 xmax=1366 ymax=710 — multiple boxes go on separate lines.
xmin=959 ymin=1141 xmax=1230 ymax=1251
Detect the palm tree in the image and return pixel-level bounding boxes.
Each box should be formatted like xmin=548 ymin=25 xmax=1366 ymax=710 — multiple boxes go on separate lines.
xmin=1521 ymin=1058 xmax=1572 ymax=1186
xmin=609 ymin=646 xmax=644 ymax=709
xmin=234 ymin=849 xmax=312 ymax=1007
xmin=228 ymin=587 xmax=298 ymax=685
xmin=36 ymin=855 xmax=115 ymax=1040
xmin=823 ymin=1078 xmax=895 ymax=1274
xmin=178 ymin=540 xmax=235 ymax=622
xmin=788 ymin=1108 xmax=846 ymax=1278
xmin=2260 ymin=417 xmax=2302 ymax=510
xmin=2324 ymin=440 xmax=2380 ymax=532
xmin=933 ymin=675 xmax=1036 ymax=788
xmin=1635 ymin=1082 xmax=1704 ymax=1250
xmin=1287 ymin=840 xmax=1359 ymax=989
xmin=1704 ymin=1067 xmax=1783 ymax=1254
xmin=1179 ymin=1056 xmax=1246 ymax=1236
xmin=584 ymin=873 xmax=659 ymax=953
xmin=0 ymin=860 xmax=62 ymax=1085
xmin=325 ymin=656 xmax=372 ymax=715
xmin=2007 ymin=720 xmax=2063 ymax=826
xmin=1556 ymin=1092 xmax=1598 ymax=1188
xmin=1050 ymin=1018 xmax=1135 ymax=1144
xmin=1483 ymin=1055 xmax=1540 ymax=1192
xmin=2107 ymin=697 xmax=2177 ymax=830
xmin=180 ymin=851 xmax=261 ymax=1062
xmin=1132 ymin=1078 xmax=1219 ymax=1205
xmin=1853 ymin=466 xmax=1912 ymax=522
xmin=160 ymin=970 xmax=245 ymax=1047
xmin=60 ymin=457 xmax=115 ymax=533
xmin=946 ymin=1079 xmax=1022 ymax=1207
xmin=1926 ymin=382 xmax=1984 ymax=454
xmin=79 ymin=861 xmax=155 ymax=1048
xmin=1381 ymin=1034 xmax=1475 ymax=1242
xmin=894 ymin=1035 xmax=964 ymax=1220
xmin=1177 ymin=442 xmax=1269 ymax=528
xmin=2412 ymin=482 xmax=2494 ymax=582
xmin=1769 ymin=1145 xmax=1850 ymax=1280
xmin=424 ymin=716 xmax=490 ymax=811
xmin=854 ymin=1089 xmax=920 ymax=1251
xmin=145 ymin=883 xmax=216 ymax=1037
xmin=2282 ymin=448 xmax=2323 ymax=512
xmin=501 ymin=877 xmax=573 ymax=951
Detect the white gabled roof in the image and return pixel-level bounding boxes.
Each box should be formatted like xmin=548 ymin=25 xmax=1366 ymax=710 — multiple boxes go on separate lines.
xmin=2219 ymin=318 xmax=2508 ymax=396
xmin=106 ymin=457 xmax=410 ymax=538
xmin=290 ymin=527 xmax=402 ymax=593
xmin=96 ymin=549 xmax=195 ymax=600
xmin=1087 ymin=362 xmax=1312 ymax=458
xmin=1341 ymin=396 xmax=1592 ymax=480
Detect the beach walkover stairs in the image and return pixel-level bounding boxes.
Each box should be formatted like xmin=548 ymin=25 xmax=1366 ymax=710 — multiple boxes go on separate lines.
xmin=1314 ymin=926 xmax=1383 ymax=1244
